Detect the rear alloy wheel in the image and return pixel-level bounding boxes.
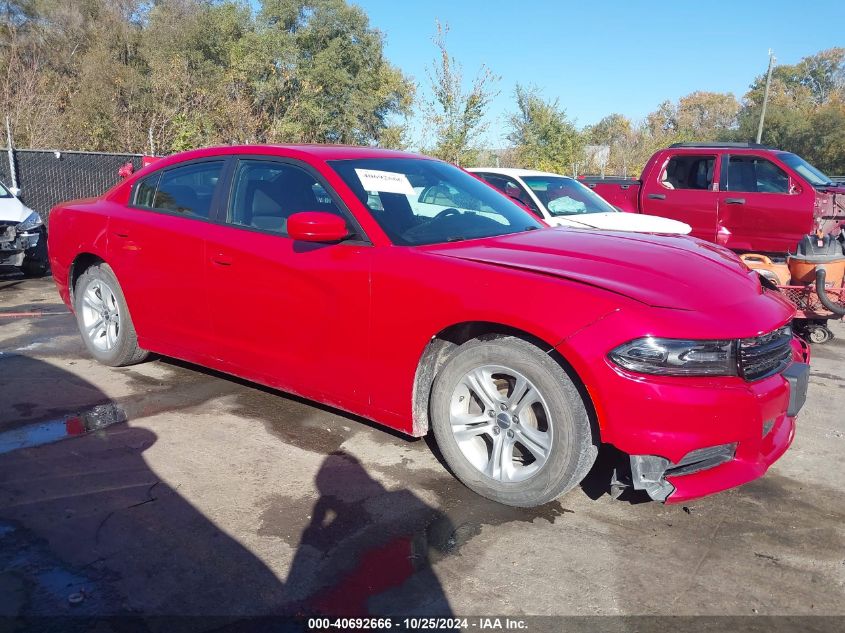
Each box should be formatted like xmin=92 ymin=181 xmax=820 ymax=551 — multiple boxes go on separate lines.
xmin=74 ymin=263 xmax=149 ymax=367
xmin=430 ymin=336 xmax=597 ymax=507
xmin=81 ymin=279 xmax=119 ymax=351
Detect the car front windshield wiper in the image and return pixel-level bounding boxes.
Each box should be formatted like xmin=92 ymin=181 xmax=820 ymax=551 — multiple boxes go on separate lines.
xmin=446 ymin=235 xmax=467 ymax=242
xmin=553 ymin=215 xmax=597 ymax=229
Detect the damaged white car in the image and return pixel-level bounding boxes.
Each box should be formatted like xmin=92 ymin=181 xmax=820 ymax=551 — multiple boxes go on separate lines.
xmin=0 ymin=182 xmax=48 ymax=276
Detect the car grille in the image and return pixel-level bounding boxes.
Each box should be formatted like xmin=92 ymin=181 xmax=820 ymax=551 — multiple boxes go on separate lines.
xmin=738 ymin=326 xmax=793 ymax=381
xmin=666 ymin=443 xmax=736 ymax=477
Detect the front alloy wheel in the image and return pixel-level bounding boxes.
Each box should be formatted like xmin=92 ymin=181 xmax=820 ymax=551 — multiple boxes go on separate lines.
xmin=449 ymin=365 xmax=552 ymax=483
xmin=430 ymin=336 xmax=597 ymax=507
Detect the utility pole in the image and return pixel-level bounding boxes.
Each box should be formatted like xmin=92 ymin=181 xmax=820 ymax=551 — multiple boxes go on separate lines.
xmin=5 ymin=116 xmax=19 ymax=195
xmin=756 ymin=49 xmax=775 ymax=144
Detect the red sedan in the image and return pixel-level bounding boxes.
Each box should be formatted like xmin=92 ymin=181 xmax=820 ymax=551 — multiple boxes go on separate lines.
xmin=49 ymin=145 xmax=810 ymax=506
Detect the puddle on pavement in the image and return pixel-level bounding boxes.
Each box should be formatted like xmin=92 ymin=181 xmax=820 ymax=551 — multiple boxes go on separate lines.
xmin=0 ymin=403 xmax=127 ymax=455
xmin=0 ymin=303 xmax=79 ymax=357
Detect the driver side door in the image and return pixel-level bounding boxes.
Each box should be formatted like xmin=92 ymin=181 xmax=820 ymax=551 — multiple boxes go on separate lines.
xmin=717 ymin=154 xmax=815 ymax=252
xmin=203 ymin=157 xmax=373 ymax=409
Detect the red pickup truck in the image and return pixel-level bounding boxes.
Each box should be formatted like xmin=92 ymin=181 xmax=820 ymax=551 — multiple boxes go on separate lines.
xmin=584 ymin=143 xmax=845 ymax=254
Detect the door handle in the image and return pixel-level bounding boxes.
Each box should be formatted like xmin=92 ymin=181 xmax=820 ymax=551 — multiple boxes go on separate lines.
xmin=113 ymin=231 xmax=130 ymax=238
xmin=647 ymin=193 xmax=666 ymax=200
xmin=211 ymin=254 xmax=233 ymax=267
xmin=725 ymin=197 xmax=746 ymax=205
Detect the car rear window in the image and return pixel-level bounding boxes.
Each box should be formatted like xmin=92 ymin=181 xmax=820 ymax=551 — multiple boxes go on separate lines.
xmin=133 ymin=161 xmax=224 ymax=219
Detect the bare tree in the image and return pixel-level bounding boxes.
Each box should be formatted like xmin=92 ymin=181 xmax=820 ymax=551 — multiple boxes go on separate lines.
xmin=422 ymin=20 xmax=498 ymax=165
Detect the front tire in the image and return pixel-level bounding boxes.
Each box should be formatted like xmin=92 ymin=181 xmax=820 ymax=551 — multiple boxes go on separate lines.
xmin=430 ymin=336 xmax=597 ymax=507
xmin=21 ymin=227 xmax=49 ymax=277
xmin=74 ymin=263 xmax=149 ymax=367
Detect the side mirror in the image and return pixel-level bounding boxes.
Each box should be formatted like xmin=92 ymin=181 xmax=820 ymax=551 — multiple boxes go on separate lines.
xmin=287 ymin=211 xmax=349 ymax=243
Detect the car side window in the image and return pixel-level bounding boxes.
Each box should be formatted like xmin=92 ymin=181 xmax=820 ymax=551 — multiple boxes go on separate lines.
xmin=134 ymin=174 xmax=160 ymax=208
xmin=476 ymin=173 xmax=542 ymax=215
xmin=134 ymin=161 xmax=224 ymax=218
xmin=725 ymin=156 xmax=789 ymax=193
xmin=228 ymin=160 xmax=343 ymax=235
xmin=661 ymin=155 xmax=715 ymax=190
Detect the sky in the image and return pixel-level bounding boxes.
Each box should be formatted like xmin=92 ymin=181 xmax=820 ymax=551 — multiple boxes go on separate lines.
xmin=351 ymin=0 xmax=844 ymax=146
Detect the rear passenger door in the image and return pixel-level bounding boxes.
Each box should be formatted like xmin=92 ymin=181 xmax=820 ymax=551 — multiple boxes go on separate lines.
xmin=641 ymin=153 xmax=719 ymax=241
xmin=202 ymin=157 xmax=372 ymax=408
xmin=717 ymin=154 xmax=814 ymax=252
xmin=108 ymin=159 xmax=227 ymax=357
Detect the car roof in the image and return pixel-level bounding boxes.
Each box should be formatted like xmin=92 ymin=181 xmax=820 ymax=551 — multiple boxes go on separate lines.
xmin=268 ymin=144 xmax=419 ymax=160
xmin=467 ymin=167 xmax=568 ymax=179
xmin=146 ymin=144 xmax=423 ymax=169
xmin=658 ymin=146 xmax=778 ymax=156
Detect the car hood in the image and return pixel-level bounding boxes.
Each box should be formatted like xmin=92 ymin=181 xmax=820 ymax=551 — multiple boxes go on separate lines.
xmin=546 ymin=212 xmax=691 ymax=235
xmin=0 ymin=196 xmax=31 ymax=223
xmin=422 ymin=228 xmax=763 ymax=310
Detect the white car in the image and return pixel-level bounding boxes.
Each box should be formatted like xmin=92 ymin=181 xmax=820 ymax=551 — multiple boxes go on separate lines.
xmin=0 ymin=182 xmax=48 ymax=276
xmin=468 ymin=168 xmax=691 ymax=234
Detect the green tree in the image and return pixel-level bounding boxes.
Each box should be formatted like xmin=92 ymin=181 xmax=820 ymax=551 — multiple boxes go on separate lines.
xmin=675 ymin=91 xmax=739 ymax=139
xmin=254 ymin=0 xmax=414 ymax=145
xmin=586 ymin=113 xmax=639 ymax=176
xmin=422 ymin=20 xmax=498 ymax=165
xmin=793 ymin=99 xmax=845 ymax=174
xmin=788 ymin=47 xmax=844 ymax=105
xmin=507 ymin=84 xmax=582 ymax=175
xmin=0 ymin=0 xmax=414 ymax=153
xmin=736 ymin=48 xmax=845 ymax=172
xmin=142 ymin=0 xmax=257 ymax=152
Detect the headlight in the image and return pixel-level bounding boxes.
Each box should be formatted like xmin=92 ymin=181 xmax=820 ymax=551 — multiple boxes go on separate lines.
xmin=17 ymin=210 xmax=42 ymax=232
xmin=609 ymin=337 xmax=737 ymax=377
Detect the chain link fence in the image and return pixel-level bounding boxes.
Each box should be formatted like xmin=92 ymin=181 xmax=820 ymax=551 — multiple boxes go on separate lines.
xmin=0 ymin=149 xmax=145 ymax=220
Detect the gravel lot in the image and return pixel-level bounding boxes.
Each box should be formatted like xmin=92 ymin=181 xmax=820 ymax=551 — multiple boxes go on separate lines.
xmin=1 ymin=271 xmax=843 ymax=628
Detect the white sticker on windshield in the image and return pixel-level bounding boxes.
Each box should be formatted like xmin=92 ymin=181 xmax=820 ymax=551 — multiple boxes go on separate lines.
xmin=355 ymin=169 xmax=414 ymax=195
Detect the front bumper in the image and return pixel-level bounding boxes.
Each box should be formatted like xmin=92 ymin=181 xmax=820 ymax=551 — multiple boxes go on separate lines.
xmin=631 ymin=412 xmax=796 ymax=503
xmin=627 ymin=360 xmax=809 ymax=502
xmin=561 ymin=325 xmax=810 ymax=503
xmin=0 ymin=225 xmax=42 ymax=266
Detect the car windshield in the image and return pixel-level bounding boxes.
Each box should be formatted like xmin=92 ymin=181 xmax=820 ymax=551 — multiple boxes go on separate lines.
xmin=520 ymin=176 xmax=617 ymax=216
xmin=777 ymin=152 xmax=834 ymax=187
xmin=328 ymin=158 xmax=543 ymax=245
xmin=0 ymin=182 xmax=11 ymax=198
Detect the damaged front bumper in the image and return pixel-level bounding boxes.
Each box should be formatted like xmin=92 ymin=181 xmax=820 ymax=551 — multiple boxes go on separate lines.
xmin=629 ymin=362 xmax=808 ymax=503
xmin=0 ymin=223 xmax=42 ymax=266
xmin=630 ymin=414 xmax=796 ymax=503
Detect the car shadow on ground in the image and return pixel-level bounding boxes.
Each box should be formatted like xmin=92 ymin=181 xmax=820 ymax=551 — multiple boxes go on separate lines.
xmin=0 ymin=356 xmax=454 ymax=628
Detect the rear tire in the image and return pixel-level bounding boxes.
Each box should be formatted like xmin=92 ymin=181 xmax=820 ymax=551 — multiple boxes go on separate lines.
xmin=430 ymin=336 xmax=597 ymax=507
xmin=74 ymin=263 xmax=149 ymax=367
